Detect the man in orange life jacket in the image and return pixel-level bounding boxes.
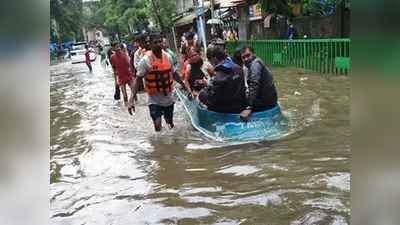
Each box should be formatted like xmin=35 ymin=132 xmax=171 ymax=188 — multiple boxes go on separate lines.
xmin=180 ymin=31 xmax=201 ymax=63
xmin=128 ymin=32 xmax=187 ymax=131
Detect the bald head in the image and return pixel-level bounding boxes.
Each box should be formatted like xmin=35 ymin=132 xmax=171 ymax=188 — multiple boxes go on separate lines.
xmin=162 ymin=38 xmax=169 ymax=51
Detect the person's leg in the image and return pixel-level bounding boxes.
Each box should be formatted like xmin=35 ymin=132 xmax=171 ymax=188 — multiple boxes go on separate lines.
xmin=163 ymin=103 xmax=174 ymax=129
xmin=120 ymin=84 xmax=128 ymax=102
xmin=149 ymin=104 xmax=162 ymax=131
xmin=86 ymin=62 xmax=93 ymax=71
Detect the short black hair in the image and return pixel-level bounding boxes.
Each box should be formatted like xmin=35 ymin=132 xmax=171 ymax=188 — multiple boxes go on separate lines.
xmin=149 ymin=32 xmax=162 ymax=42
xmin=211 ymin=45 xmax=226 ymax=60
xmin=111 ymin=41 xmax=120 ymax=47
xmin=190 ymin=46 xmax=201 ymax=55
xmin=240 ymin=44 xmax=255 ymax=54
xmin=287 ymin=18 xmax=294 ymax=23
xmin=138 ymin=34 xmax=148 ymax=43
xmin=232 ymin=47 xmax=243 ymax=66
xmin=85 ymin=44 xmax=89 ymax=49
xmin=211 ymin=34 xmax=219 ymax=39
xmin=185 ymin=31 xmax=194 ymax=39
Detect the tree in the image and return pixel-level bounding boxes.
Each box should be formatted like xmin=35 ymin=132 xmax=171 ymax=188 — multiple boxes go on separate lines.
xmin=50 ymin=0 xmax=83 ymax=42
xmin=259 ymin=0 xmax=350 ymax=16
xmin=149 ymin=0 xmax=178 ymax=33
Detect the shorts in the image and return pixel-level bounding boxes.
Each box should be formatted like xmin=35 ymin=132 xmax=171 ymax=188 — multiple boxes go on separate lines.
xmin=148 ymin=103 xmax=174 ymax=120
xmin=118 ymin=76 xmax=134 ymax=85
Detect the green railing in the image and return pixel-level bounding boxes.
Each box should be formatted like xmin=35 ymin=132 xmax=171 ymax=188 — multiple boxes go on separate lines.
xmin=226 ymin=39 xmax=350 ymax=75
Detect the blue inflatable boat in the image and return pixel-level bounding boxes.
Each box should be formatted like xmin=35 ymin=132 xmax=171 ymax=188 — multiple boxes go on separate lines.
xmin=175 ymin=87 xmax=291 ymax=142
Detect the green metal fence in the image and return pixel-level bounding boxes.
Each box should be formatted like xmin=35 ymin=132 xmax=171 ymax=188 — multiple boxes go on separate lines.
xmin=226 ymin=39 xmax=350 ymax=75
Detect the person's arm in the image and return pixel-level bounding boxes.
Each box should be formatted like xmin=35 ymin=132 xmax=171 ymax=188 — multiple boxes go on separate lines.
xmin=128 ymin=76 xmax=143 ymax=115
xmin=130 ymin=51 xmax=135 ymax=69
xmin=206 ymin=75 xmax=225 ymax=107
xmin=133 ymin=51 xmax=140 ymax=70
xmin=128 ymin=56 xmax=149 ymax=114
xmin=240 ymin=61 xmax=262 ymax=119
xmin=184 ymin=65 xmax=192 ymax=95
xmin=180 ymin=45 xmax=187 ymax=63
xmin=247 ymin=61 xmax=262 ymax=108
xmin=111 ymin=57 xmax=118 ymax=86
xmin=206 ymin=63 xmax=215 ymax=77
xmin=168 ymin=55 xmax=186 ymax=91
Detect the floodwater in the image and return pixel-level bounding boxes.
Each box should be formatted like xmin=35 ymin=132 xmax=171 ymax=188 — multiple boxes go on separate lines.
xmin=50 ymin=57 xmax=350 ymax=224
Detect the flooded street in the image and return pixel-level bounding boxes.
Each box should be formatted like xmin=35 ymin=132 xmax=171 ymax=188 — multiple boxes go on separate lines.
xmin=50 ymin=57 xmax=350 ymax=224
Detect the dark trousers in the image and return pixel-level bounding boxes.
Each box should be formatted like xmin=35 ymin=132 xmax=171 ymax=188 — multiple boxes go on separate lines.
xmin=86 ymin=62 xmax=92 ymax=71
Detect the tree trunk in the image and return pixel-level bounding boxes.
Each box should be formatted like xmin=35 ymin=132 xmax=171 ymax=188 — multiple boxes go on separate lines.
xmin=150 ymin=0 xmax=165 ymax=33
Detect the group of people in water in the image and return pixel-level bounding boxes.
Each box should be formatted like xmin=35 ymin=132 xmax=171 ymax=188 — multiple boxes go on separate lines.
xmin=107 ymin=31 xmax=278 ymax=132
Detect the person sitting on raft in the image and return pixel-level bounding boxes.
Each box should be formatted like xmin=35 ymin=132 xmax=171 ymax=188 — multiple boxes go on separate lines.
xmin=239 ymin=44 xmax=278 ymax=120
xmin=184 ymin=46 xmax=215 ymax=99
xmin=198 ymin=46 xmax=247 ymax=113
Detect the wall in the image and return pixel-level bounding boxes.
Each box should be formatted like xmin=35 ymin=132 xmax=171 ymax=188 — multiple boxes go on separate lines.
xmin=294 ymin=8 xmax=350 ymax=39
xmin=244 ymin=8 xmax=350 ymax=40
xmin=175 ymin=0 xmax=198 ymax=13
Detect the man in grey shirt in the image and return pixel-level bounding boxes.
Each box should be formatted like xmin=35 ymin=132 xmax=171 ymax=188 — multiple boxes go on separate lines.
xmin=128 ymin=32 xmax=187 ymax=131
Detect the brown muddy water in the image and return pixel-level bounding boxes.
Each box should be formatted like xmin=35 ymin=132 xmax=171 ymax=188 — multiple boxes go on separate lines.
xmin=50 ymin=57 xmax=350 ymax=224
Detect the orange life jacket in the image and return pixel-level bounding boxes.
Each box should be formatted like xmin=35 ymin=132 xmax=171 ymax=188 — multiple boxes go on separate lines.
xmin=185 ymin=39 xmax=197 ymax=48
xmin=144 ymin=51 xmax=174 ymax=96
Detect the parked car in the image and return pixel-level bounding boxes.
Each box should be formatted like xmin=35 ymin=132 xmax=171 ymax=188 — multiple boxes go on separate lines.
xmin=103 ymin=38 xmax=110 ymax=46
xmin=70 ymin=42 xmax=96 ymax=64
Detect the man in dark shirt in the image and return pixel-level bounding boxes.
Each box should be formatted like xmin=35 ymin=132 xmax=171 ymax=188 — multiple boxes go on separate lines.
xmin=240 ymin=44 xmax=278 ymax=120
xmin=199 ymin=46 xmax=247 ymax=113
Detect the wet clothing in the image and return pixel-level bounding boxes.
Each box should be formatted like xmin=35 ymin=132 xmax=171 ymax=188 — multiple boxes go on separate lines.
xmin=246 ymin=57 xmax=278 ymax=112
xmin=136 ymin=51 xmax=176 ymax=107
xmin=111 ymin=53 xmax=133 ymax=85
xmin=148 ymin=103 xmax=174 ymax=119
xmin=199 ymin=58 xmax=247 ymax=113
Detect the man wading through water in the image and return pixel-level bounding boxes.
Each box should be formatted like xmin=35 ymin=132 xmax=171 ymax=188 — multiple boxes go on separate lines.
xmin=128 ymin=32 xmax=187 ymax=131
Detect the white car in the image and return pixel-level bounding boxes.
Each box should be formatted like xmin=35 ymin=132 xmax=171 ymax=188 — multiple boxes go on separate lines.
xmin=103 ymin=38 xmax=110 ymax=46
xmin=70 ymin=42 xmax=96 ymax=64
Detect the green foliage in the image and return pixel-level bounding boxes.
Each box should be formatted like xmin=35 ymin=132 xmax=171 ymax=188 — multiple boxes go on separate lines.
xmin=50 ymin=0 xmax=83 ymax=42
xmin=259 ymin=0 xmax=349 ymax=16
xmin=51 ymin=0 xmax=179 ymax=42
xmin=149 ymin=0 xmax=178 ymax=32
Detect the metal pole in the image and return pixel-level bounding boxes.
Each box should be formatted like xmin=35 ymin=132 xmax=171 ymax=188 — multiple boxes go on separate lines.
xmin=198 ymin=0 xmax=207 ymax=57
xmin=210 ymin=0 xmax=215 ymax=35
xmin=199 ymin=16 xmax=207 ymax=57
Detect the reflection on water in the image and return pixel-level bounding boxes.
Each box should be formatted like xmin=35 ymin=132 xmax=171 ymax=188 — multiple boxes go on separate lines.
xmin=50 ymin=58 xmax=350 ymax=224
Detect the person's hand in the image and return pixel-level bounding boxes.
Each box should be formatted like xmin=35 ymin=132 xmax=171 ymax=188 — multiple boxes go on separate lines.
xmin=128 ymin=101 xmax=135 ymax=115
xmin=187 ymin=92 xmax=194 ymax=100
xmin=181 ymin=84 xmax=188 ymax=92
xmin=240 ymin=109 xmax=252 ymax=120
xmin=204 ymin=78 xmax=210 ymax=87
